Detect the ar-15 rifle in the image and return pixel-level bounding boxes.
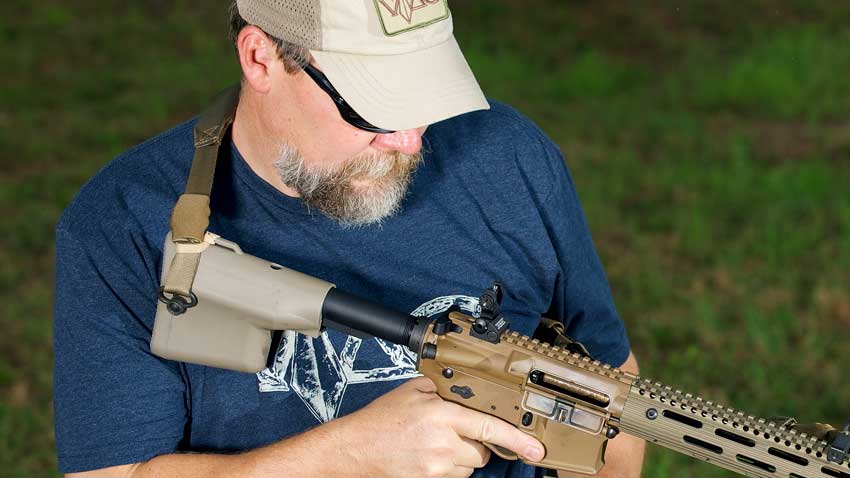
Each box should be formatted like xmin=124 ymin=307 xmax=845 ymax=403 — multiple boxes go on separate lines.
xmin=153 ymin=235 xmax=849 ymax=477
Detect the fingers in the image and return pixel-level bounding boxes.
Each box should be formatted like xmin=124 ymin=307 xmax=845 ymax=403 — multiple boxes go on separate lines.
xmin=448 ymin=404 xmax=546 ymax=462
xmin=453 ymin=437 xmax=490 ymax=468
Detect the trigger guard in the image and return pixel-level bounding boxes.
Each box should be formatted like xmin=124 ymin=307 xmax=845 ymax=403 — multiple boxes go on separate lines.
xmin=484 ymin=442 xmax=519 ymax=461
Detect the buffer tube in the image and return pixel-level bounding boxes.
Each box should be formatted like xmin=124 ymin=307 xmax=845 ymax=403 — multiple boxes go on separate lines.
xmin=321 ymin=287 xmax=432 ymax=355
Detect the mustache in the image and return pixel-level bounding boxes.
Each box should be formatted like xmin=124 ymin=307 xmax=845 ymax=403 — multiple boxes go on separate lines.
xmin=322 ymin=150 xmax=421 ymax=187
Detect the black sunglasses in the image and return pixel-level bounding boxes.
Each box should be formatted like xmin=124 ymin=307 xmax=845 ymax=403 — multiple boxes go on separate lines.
xmin=302 ymin=63 xmax=395 ymax=134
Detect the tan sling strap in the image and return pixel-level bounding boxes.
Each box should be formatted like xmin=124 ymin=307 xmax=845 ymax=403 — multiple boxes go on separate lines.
xmin=158 ymin=85 xmax=241 ymax=314
xmin=532 ymin=317 xmax=592 ymax=358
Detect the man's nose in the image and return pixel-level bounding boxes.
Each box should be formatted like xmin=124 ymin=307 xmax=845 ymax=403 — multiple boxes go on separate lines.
xmin=370 ymin=127 xmax=425 ymax=155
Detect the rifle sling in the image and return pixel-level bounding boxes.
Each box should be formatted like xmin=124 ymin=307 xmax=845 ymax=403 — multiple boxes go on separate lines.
xmin=161 ymin=85 xmax=240 ymax=300
xmin=533 ymin=317 xmax=593 ymax=358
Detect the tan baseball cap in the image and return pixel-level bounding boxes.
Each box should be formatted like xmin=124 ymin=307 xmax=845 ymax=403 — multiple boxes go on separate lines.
xmin=235 ymin=0 xmax=489 ymax=131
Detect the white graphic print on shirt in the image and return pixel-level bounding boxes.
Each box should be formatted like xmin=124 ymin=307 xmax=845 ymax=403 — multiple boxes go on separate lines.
xmin=256 ymin=295 xmax=480 ymax=423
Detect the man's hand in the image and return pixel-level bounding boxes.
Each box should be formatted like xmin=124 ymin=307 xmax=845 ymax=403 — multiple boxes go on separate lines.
xmin=333 ymin=376 xmax=546 ymax=478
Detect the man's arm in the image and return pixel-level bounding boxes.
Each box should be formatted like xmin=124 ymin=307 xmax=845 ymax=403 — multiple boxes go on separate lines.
xmin=558 ymin=351 xmax=646 ymax=478
xmin=66 ymin=377 xmax=547 ymax=478
xmin=66 ymin=421 xmax=345 ymax=478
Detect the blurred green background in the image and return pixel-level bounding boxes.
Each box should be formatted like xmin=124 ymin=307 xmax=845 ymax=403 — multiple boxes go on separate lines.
xmin=2 ymin=0 xmax=849 ymax=476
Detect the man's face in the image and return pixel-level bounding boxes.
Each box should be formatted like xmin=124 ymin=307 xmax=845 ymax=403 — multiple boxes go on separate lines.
xmin=263 ymin=59 xmax=428 ymax=226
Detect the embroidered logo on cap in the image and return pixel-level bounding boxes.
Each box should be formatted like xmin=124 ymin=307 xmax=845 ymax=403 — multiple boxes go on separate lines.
xmin=374 ymin=0 xmax=449 ymax=36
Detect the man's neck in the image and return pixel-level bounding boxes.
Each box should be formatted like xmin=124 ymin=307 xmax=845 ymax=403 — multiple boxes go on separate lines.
xmin=231 ymin=91 xmax=300 ymax=198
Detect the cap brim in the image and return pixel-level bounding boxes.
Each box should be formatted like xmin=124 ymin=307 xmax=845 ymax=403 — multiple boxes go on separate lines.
xmin=311 ymin=36 xmax=489 ymax=131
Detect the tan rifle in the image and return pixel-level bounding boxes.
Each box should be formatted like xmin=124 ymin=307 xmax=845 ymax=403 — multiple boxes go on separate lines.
xmin=153 ymin=237 xmax=849 ymax=477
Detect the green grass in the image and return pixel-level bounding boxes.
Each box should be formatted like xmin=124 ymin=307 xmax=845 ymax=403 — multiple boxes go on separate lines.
xmin=675 ymin=27 xmax=850 ymax=120
xmin=2 ymin=1 xmax=849 ymax=476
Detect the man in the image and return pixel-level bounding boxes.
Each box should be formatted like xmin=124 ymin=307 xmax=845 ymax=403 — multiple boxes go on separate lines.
xmin=54 ymin=1 xmax=645 ymax=476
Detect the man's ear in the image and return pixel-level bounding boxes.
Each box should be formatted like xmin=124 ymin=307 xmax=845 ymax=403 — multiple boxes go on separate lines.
xmin=236 ymin=25 xmax=280 ymax=94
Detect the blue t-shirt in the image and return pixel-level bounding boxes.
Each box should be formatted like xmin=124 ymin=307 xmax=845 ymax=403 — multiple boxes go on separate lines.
xmin=54 ymin=100 xmax=630 ymax=476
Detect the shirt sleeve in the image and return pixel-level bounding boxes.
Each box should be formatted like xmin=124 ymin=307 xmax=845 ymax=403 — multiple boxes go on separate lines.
xmin=536 ymin=139 xmax=632 ymax=367
xmin=53 ymin=224 xmax=189 ymax=473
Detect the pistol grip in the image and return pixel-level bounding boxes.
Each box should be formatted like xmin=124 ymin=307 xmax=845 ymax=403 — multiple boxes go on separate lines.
xmin=484 ymin=442 xmax=519 ymax=461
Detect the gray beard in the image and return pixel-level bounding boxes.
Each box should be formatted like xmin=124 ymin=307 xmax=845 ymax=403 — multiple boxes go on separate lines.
xmin=273 ymin=142 xmax=423 ymax=227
